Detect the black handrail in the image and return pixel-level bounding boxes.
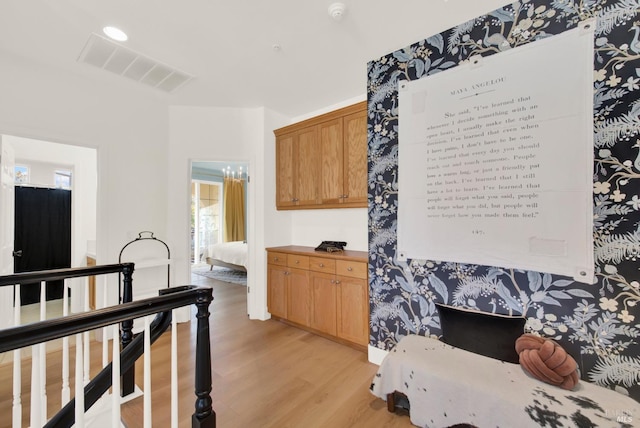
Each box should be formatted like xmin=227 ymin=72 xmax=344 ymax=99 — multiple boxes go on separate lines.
xmin=0 ymin=285 xmax=203 ymax=353
xmin=0 ymin=262 xmax=138 ymax=396
xmin=0 ymin=263 xmax=134 ymax=287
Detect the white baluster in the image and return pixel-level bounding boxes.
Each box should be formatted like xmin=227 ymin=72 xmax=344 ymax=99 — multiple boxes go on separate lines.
xmin=12 ymin=284 xmax=21 ymax=428
xmin=171 ymin=309 xmax=178 ymax=428
xmin=84 ymin=279 xmax=90 ymax=385
xmin=144 ymin=316 xmax=152 ymax=428
xmin=111 ymin=324 xmax=121 ymax=427
xmin=39 ymin=280 xmax=47 ymax=422
xmin=84 ymin=330 xmax=90 ymax=386
xmin=30 ymin=343 xmax=41 ymax=428
xmin=102 ymin=276 xmax=109 ymax=368
xmin=75 ymin=332 xmax=84 ymax=427
xmin=62 ymin=279 xmax=70 ymax=405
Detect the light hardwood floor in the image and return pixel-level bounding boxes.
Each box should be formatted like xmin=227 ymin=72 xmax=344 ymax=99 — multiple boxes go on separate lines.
xmin=0 ymin=273 xmax=414 ymax=428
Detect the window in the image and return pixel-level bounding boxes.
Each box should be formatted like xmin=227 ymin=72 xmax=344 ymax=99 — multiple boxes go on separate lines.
xmin=55 ymin=170 xmax=72 ymax=188
xmin=15 ymin=165 xmax=29 ymax=184
xmin=191 ymin=181 xmax=222 ymax=263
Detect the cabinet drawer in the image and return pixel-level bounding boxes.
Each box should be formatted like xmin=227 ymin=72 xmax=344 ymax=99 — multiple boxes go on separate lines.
xmin=287 ymin=254 xmax=309 ymax=269
xmin=268 ymin=251 xmax=288 ymax=266
xmin=309 ymin=257 xmax=336 ymax=274
xmin=336 ymin=260 xmax=367 ymax=279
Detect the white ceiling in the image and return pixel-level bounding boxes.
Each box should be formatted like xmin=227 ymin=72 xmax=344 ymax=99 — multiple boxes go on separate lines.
xmin=0 ymin=0 xmax=508 ymax=117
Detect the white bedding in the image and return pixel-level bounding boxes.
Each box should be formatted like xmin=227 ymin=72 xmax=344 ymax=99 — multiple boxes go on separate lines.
xmin=205 ymin=241 xmax=248 ymax=269
xmin=370 ymin=335 xmax=639 ymax=427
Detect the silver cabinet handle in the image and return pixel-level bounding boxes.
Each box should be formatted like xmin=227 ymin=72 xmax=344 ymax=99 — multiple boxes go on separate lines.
xmin=319 ymin=263 xmax=324 ymax=267
xmin=347 ymin=267 xmax=353 ymax=271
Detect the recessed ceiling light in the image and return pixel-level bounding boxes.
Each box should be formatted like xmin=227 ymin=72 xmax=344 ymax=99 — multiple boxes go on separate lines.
xmin=103 ymin=26 xmax=128 ymax=42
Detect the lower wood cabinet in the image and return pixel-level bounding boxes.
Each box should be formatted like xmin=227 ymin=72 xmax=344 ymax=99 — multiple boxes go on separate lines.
xmin=267 ymin=263 xmax=288 ymax=318
xmin=267 ymin=246 xmax=369 ymax=350
xmin=286 ymin=266 xmax=311 ymax=327
xmin=335 ymin=271 xmax=369 ymax=345
xmin=310 ymin=271 xmax=337 ymax=335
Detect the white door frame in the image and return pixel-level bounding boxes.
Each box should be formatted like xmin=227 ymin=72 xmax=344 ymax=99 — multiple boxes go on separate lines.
xmin=189 ymin=159 xmax=253 ymax=316
xmin=0 ymin=137 xmax=15 ymax=328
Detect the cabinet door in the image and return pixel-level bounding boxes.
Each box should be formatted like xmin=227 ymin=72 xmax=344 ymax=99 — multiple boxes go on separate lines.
xmin=295 ymin=126 xmax=321 ymax=206
xmin=275 ymin=132 xmax=295 ymax=208
xmin=342 ymin=110 xmax=368 ymax=206
xmin=287 ymin=267 xmax=311 ymax=327
xmin=310 ymin=272 xmax=337 ymax=336
xmin=336 ymin=275 xmax=369 ymax=346
xmin=319 ymin=118 xmax=344 ymax=205
xmin=267 ymin=264 xmax=288 ymax=318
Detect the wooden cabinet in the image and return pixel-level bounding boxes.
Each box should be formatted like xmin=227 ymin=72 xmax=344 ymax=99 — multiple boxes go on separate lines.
xmin=286 ymin=254 xmax=311 ymax=327
xmin=310 ymin=271 xmax=337 ymax=335
xmin=342 ymin=109 xmax=368 ymax=206
xmin=274 ymin=101 xmax=367 ymax=210
xmin=267 ymin=251 xmax=287 ymax=317
xmin=267 ymin=251 xmax=311 ymax=325
xmin=275 ymin=127 xmax=322 ymax=208
xmin=267 ymin=263 xmax=288 ymax=318
xmin=319 ymin=118 xmax=344 ymax=206
xmin=335 ymin=260 xmax=369 ymax=345
xmin=310 ymin=258 xmax=368 ymax=345
xmin=267 ymin=246 xmax=369 ymax=350
xmin=275 ymin=132 xmax=295 ymax=208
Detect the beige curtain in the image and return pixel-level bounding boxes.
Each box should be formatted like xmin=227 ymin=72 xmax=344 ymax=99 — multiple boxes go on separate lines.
xmin=223 ymin=177 xmax=246 ymax=242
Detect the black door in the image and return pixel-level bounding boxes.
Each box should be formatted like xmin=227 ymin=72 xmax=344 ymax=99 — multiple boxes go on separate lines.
xmin=14 ymin=186 xmax=71 ymax=305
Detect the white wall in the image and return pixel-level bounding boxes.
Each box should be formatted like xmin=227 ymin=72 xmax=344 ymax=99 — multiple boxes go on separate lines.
xmin=168 ymin=105 xmax=291 ymax=319
xmin=0 ymin=53 xmax=169 ymax=308
xmin=290 ymin=209 xmax=368 ymax=250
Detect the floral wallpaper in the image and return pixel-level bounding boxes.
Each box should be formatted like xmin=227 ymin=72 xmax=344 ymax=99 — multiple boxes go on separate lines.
xmin=367 ymin=0 xmax=640 ymax=402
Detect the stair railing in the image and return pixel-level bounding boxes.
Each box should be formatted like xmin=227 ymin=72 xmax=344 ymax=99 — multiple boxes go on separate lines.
xmin=0 ymin=264 xmax=215 ymax=428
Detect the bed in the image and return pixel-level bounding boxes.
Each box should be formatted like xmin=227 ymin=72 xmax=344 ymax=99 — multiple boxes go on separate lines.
xmin=370 ymin=304 xmax=640 ymax=427
xmin=204 ymin=241 xmax=247 ymax=271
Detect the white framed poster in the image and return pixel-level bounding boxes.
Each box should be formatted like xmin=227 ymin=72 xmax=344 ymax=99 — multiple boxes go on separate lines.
xmin=397 ymin=21 xmax=595 ymax=283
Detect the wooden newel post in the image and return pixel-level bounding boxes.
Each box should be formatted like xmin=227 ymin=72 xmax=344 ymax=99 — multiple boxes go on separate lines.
xmin=192 ymin=288 xmax=215 ymax=428
xmin=121 ymin=263 xmax=135 ymax=396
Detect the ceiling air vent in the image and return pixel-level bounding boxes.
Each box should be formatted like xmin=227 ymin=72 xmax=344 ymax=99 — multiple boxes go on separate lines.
xmin=78 ymin=33 xmax=193 ymax=93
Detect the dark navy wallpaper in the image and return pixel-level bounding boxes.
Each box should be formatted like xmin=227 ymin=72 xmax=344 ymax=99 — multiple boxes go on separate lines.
xmin=367 ymin=0 xmax=640 ymax=401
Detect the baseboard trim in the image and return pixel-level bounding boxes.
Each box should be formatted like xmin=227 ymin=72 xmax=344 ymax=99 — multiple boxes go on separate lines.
xmin=368 ymin=344 xmax=388 ymax=365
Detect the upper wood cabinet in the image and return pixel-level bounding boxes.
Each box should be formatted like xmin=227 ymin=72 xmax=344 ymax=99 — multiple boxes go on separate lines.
xmin=342 ymin=109 xmax=368 ymax=206
xmin=274 ymin=101 xmax=367 ymax=210
xmin=275 ymin=132 xmax=295 ymax=208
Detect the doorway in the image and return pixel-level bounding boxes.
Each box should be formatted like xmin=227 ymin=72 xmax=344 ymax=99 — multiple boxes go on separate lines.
xmin=14 ymin=186 xmax=72 ymax=304
xmin=190 ymin=160 xmax=250 ymax=312
xmin=2 ymin=134 xmax=98 ymax=311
